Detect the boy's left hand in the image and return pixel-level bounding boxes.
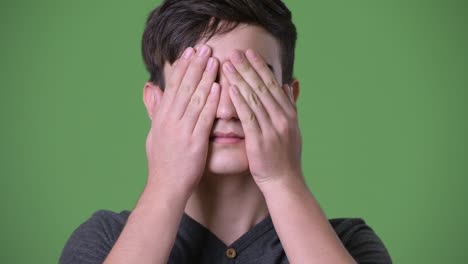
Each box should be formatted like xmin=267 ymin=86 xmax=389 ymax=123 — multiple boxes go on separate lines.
xmin=223 ymin=49 xmax=303 ymax=188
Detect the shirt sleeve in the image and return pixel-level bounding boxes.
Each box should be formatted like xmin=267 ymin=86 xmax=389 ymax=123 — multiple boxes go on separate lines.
xmin=330 ymin=218 xmax=392 ymax=264
xmin=59 ymin=210 xmax=129 ymax=264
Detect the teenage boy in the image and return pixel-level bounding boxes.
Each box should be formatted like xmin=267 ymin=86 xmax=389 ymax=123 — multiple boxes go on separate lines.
xmin=60 ymin=0 xmax=391 ymax=263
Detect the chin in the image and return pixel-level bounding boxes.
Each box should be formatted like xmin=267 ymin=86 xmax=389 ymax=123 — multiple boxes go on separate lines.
xmin=205 ymin=143 xmax=249 ymax=175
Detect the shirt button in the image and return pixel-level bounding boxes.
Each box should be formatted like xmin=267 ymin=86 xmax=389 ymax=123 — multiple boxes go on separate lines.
xmin=226 ymin=247 xmax=237 ymax=259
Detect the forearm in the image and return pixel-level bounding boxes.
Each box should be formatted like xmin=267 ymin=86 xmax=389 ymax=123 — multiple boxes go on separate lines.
xmin=104 ymin=183 xmax=190 ymax=264
xmin=260 ymin=177 xmax=356 ymax=264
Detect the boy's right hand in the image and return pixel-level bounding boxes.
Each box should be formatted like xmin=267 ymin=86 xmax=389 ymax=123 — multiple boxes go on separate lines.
xmin=145 ymin=45 xmax=220 ymax=196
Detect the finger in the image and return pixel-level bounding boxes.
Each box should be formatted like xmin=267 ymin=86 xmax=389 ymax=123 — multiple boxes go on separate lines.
xmin=228 ymin=85 xmax=262 ymax=138
xmin=173 ymin=45 xmax=212 ymax=120
xmin=157 ymin=47 xmax=195 ymax=116
xmin=245 ymin=49 xmax=296 ymax=117
xmin=193 ymin=83 xmax=220 ymax=138
xmin=229 ymin=50 xmax=285 ymax=120
xmin=182 ymin=57 xmax=219 ymax=132
xmin=223 ymin=61 xmax=272 ymax=133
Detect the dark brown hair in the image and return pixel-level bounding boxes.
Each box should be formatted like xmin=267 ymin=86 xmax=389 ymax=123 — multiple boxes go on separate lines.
xmin=142 ymin=0 xmax=297 ymax=90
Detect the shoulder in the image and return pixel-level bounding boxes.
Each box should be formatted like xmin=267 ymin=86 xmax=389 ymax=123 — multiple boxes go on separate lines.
xmin=329 ymin=217 xmax=392 ymax=264
xmin=59 ymin=209 xmax=131 ymax=264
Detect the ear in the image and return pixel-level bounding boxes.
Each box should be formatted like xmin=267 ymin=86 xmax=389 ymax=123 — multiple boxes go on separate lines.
xmin=290 ymin=78 xmax=300 ymax=103
xmin=282 ymin=79 xmax=300 ymax=104
xmin=143 ymin=81 xmax=164 ymax=121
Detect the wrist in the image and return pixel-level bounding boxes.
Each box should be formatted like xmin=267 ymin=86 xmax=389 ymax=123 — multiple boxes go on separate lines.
xmin=258 ymin=173 xmax=308 ymax=197
xmin=138 ymin=180 xmax=193 ymax=212
xmin=145 ymin=173 xmax=196 ymax=200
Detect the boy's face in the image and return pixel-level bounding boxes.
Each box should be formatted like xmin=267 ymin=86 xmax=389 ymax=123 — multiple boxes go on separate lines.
xmin=163 ymin=24 xmax=284 ymax=176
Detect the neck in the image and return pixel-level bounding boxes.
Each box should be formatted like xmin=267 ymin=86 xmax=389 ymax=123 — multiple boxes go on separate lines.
xmin=184 ymin=171 xmax=269 ymax=246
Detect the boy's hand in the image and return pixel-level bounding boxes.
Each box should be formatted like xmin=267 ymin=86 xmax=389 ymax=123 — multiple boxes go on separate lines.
xmin=222 ymin=49 xmax=303 ymax=188
xmin=145 ymin=45 xmax=220 ymax=195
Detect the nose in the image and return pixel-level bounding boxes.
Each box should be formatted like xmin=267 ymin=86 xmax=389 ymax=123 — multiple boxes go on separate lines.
xmin=215 ymin=68 xmax=239 ymax=120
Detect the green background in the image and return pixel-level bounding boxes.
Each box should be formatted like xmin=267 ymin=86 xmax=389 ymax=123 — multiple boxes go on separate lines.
xmin=1 ymin=0 xmax=467 ymax=263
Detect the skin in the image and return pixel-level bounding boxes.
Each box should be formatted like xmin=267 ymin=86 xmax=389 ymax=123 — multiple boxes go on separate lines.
xmin=171 ymin=24 xmax=298 ymax=245
xmin=104 ymin=24 xmax=356 ymax=263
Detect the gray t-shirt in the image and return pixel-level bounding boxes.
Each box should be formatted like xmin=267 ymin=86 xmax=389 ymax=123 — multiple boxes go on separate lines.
xmin=59 ymin=209 xmax=392 ymax=263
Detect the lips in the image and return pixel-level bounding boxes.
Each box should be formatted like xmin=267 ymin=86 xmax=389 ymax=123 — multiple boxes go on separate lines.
xmin=209 ymin=132 xmax=244 ymax=143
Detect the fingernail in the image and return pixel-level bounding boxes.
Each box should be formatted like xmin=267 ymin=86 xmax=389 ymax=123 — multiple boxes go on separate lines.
xmin=198 ymin=45 xmax=209 ymax=57
xmin=206 ymin=58 xmax=215 ymax=71
xmin=224 ymin=62 xmax=236 ymax=73
xmin=183 ymin=47 xmax=194 ymax=59
xmin=246 ymin=49 xmax=257 ymax=60
xmin=211 ymin=83 xmax=219 ymax=93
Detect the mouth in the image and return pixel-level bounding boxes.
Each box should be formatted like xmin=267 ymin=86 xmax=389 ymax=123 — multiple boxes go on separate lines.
xmin=209 ymin=132 xmax=244 ymax=144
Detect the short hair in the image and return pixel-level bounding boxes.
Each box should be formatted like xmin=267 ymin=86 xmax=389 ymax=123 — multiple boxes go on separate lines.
xmin=141 ymin=0 xmax=297 ymax=90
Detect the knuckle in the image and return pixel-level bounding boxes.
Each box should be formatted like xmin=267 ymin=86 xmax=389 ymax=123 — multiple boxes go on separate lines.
xmin=248 ymin=92 xmax=260 ymax=105
xmin=277 ymin=116 xmax=290 ymax=134
xmin=178 ymin=83 xmax=193 ymax=94
xmin=248 ymin=112 xmax=256 ymax=122
xmin=190 ymin=93 xmax=202 ymax=107
xmin=266 ymin=78 xmax=279 ymax=89
xmin=256 ymin=83 xmax=267 ymax=93
xmin=239 ymin=62 xmax=251 ymax=73
xmin=198 ymin=111 xmax=211 ymax=124
xmin=288 ymin=110 xmax=298 ymax=121
xmin=273 ymin=105 xmax=284 ymax=115
xmin=184 ymin=107 xmax=197 ymax=119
